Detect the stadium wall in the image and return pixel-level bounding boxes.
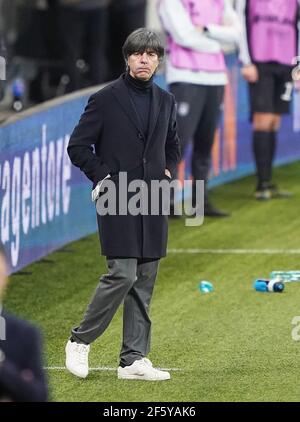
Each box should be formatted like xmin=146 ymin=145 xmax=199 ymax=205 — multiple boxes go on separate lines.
xmin=1 ymin=56 xmax=300 ymax=273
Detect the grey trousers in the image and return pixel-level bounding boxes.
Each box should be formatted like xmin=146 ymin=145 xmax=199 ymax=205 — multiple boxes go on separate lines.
xmin=71 ymin=258 xmax=159 ymax=367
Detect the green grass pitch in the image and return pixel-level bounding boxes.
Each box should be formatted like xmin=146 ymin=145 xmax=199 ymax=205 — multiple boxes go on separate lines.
xmin=4 ymin=162 xmax=300 ymax=401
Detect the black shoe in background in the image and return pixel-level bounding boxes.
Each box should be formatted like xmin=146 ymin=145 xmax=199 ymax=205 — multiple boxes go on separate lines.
xmin=268 ymin=184 xmax=293 ymax=199
xmin=255 ymin=182 xmax=292 ymax=200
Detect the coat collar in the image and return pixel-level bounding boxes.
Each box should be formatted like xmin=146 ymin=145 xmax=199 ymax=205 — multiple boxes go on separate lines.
xmin=112 ymin=74 xmax=163 ymax=151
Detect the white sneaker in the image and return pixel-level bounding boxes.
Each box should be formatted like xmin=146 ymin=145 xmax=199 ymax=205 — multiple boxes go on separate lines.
xmin=117 ymin=357 xmax=170 ymax=381
xmin=65 ymin=340 xmax=90 ymax=378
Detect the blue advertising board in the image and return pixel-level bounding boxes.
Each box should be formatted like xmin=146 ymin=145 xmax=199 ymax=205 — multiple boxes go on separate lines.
xmin=1 ymin=57 xmax=299 ymax=273
xmin=0 ymin=92 xmax=97 ymax=273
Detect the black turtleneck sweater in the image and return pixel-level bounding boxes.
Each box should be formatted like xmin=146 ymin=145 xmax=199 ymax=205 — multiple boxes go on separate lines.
xmin=124 ymin=72 xmax=153 ymax=140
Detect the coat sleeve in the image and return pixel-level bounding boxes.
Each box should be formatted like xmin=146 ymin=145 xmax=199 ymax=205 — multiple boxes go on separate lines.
xmin=159 ymin=0 xmax=221 ymax=53
xmin=165 ymin=96 xmax=181 ymax=177
xmin=0 ymin=327 xmax=48 ymax=402
xmin=206 ymin=0 xmax=241 ymax=45
xmin=67 ymin=93 xmax=111 ymax=187
xmin=236 ymin=0 xmax=252 ymax=65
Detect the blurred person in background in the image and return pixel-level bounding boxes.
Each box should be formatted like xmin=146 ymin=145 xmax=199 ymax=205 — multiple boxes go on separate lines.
xmin=12 ymin=0 xmax=63 ymax=104
xmin=0 ymin=244 xmax=48 ymax=402
xmin=237 ymin=0 xmax=300 ymax=200
xmin=159 ymin=0 xmax=240 ymax=217
xmin=107 ymin=0 xmax=147 ymax=79
xmin=5 ymin=0 xmax=66 ymax=106
xmin=58 ymin=0 xmax=110 ymax=92
xmin=10 ymin=0 xmax=110 ymax=103
xmin=0 ymin=0 xmax=18 ymax=106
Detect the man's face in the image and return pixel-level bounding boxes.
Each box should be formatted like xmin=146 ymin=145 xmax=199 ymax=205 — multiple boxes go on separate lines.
xmin=127 ymin=50 xmax=159 ymax=81
xmin=0 ymin=254 xmax=8 ymax=299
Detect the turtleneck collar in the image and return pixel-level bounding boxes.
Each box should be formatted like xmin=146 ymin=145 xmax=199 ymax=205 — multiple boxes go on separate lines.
xmin=124 ymin=72 xmax=153 ymax=91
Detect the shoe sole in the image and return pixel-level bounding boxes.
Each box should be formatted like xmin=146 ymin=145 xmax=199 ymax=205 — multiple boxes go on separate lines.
xmin=118 ymin=373 xmax=170 ymax=381
xmin=271 ymin=193 xmax=293 ymax=199
xmin=66 ymin=362 xmax=88 ymax=379
xmin=255 ymin=194 xmax=271 ymax=200
xmin=254 ymin=189 xmax=292 ymax=200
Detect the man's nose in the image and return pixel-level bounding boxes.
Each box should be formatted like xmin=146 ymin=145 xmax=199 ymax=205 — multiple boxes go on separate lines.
xmin=140 ymin=53 xmax=148 ymax=63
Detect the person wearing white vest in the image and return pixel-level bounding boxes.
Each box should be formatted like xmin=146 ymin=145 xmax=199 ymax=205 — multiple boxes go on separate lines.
xmin=237 ymin=0 xmax=300 ymax=200
xmin=158 ymin=0 xmax=240 ymax=217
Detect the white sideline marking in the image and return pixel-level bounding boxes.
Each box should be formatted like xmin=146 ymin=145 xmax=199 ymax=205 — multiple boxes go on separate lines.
xmin=44 ymin=366 xmax=182 ymax=372
xmin=168 ymin=248 xmax=300 ymax=255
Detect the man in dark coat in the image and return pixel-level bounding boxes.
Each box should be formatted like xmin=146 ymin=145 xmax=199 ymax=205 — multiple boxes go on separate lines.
xmin=0 ymin=244 xmax=48 ymax=402
xmin=65 ymin=28 xmax=180 ymax=381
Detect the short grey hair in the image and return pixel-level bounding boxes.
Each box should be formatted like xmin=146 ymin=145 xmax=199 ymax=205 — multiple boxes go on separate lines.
xmin=122 ymin=28 xmax=164 ymax=63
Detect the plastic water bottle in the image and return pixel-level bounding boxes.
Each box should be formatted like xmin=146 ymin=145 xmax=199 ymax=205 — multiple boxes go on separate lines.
xmin=12 ymin=78 xmax=25 ymax=112
xmin=199 ymin=281 xmax=214 ymax=293
xmin=0 ymin=36 xmax=6 ymax=101
xmin=253 ymin=279 xmax=285 ymax=293
xmin=269 ymin=271 xmax=300 ymax=282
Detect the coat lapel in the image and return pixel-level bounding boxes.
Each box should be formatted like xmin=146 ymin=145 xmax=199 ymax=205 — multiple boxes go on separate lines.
xmin=112 ymin=75 xmax=142 ymax=134
xmin=112 ymin=75 xmax=163 ymax=150
xmin=145 ymin=83 xmax=163 ymax=153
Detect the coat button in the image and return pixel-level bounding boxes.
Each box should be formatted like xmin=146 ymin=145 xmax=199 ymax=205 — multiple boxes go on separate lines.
xmin=143 ymin=158 xmax=147 ymax=164
xmin=138 ymin=133 xmax=143 ymax=140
